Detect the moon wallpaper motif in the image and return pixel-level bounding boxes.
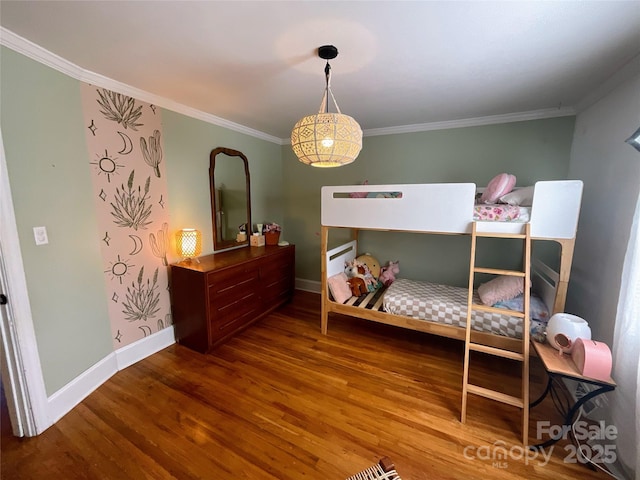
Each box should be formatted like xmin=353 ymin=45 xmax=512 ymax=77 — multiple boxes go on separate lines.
xmin=81 ymin=84 xmax=172 ymax=348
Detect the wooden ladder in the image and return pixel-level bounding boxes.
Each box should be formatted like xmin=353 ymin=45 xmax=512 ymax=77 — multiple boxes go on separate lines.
xmin=461 ymin=222 xmax=531 ymax=445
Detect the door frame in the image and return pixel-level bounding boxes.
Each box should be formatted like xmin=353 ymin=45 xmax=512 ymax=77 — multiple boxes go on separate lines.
xmin=0 ymin=129 xmax=51 ymax=436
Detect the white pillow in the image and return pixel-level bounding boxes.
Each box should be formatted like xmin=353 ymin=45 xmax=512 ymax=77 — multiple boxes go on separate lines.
xmin=499 ymin=186 xmax=535 ymax=206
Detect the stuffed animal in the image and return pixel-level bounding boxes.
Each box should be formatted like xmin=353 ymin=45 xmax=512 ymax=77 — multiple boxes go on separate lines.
xmin=379 ymin=260 xmax=400 ymax=287
xmin=344 ymin=259 xmax=373 ymax=296
xmin=356 ymin=253 xmax=381 ymax=279
xmin=349 ymin=180 xmax=369 ymax=198
xmin=346 ymin=276 xmax=368 ymax=296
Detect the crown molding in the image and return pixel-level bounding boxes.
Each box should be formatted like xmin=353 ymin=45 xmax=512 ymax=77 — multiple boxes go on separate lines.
xmin=0 ymin=27 xmax=282 ymax=145
xmin=2 ymin=26 xmax=576 ymax=146
xmin=362 ymin=107 xmax=576 ymax=138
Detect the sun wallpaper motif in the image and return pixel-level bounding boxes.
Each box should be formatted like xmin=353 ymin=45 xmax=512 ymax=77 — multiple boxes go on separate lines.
xmin=81 ymin=84 xmax=172 ymax=349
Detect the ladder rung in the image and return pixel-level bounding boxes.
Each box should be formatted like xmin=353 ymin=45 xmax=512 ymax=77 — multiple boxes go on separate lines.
xmin=475 ymin=232 xmax=527 ymax=239
xmin=469 ymin=343 xmax=525 ymax=361
xmin=470 ymin=304 xmax=525 ymax=318
xmin=473 ymin=267 xmax=525 ymax=277
xmin=467 ymin=384 xmax=524 ymax=408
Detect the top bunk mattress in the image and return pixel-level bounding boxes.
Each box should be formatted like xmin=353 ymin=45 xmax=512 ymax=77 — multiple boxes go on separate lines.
xmin=382 ymin=278 xmax=546 ymax=340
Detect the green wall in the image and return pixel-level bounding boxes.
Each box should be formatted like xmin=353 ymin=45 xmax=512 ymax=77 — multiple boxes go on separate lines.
xmin=2 ymin=44 xmax=575 ymax=396
xmin=162 ymin=111 xmax=283 ymax=255
xmin=1 ymin=47 xmax=113 ymax=394
xmin=282 ymin=117 xmax=575 ymax=286
xmin=1 ymin=48 xmax=283 ymax=395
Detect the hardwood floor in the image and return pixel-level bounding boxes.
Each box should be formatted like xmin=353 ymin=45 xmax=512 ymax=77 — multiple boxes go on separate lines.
xmin=1 ymin=290 xmax=610 ymax=479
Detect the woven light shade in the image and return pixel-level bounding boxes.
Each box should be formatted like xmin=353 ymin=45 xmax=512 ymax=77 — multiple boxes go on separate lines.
xmin=291 ymin=45 xmax=362 ymax=168
xmin=291 ymin=112 xmax=362 ymax=167
xmin=176 ymin=228 xmax=202 ymax=259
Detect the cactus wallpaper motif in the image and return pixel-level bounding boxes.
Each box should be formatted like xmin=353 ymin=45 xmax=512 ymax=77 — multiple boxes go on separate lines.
xmin=81 ymin=84 xmax=172 ymax=349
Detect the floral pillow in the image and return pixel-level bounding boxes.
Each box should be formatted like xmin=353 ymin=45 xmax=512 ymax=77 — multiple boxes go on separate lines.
xmin=480 ymin=173 xmax=516 ymax=204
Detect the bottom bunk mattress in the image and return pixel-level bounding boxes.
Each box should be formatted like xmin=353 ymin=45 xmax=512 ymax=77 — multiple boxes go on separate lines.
xmin=382 ymin=278 xmax=545 ymax=339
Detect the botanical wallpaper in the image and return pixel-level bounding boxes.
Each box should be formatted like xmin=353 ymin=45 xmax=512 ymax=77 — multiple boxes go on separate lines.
xmin=81 ymin=84 xmax=172 ymax=349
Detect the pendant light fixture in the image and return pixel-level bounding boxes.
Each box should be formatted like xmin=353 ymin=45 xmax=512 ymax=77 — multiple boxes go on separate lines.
xmin=291 ymin=45 xmax=362 ymax=167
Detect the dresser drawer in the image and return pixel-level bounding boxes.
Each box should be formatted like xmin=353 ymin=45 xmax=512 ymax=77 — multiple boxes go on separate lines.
xmin=260 ymin=250 xmax=293 ymax=274
xmin=208 ymin=267 xmax=260 ymax=306
xmin=210 ymin=291 xmax=261 ymax=343
xmin=260 ymin=249 xmax=293 ymax=303
xmin=171 ymin=245 xmax=295 ymax=353
xmin=262 ymin=275 xmax=292 ymax=304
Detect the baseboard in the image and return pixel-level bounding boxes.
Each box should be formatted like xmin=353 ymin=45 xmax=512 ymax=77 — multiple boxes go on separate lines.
xmin=47 ymin=353 xmax=118 ymax=423
xmin=47 ymin=326 xmax=176 ymax=425
xmin=295 ymin=277 xmax=320 ymax=294
xmin=115 ymin=325 xmax=176 ymax=370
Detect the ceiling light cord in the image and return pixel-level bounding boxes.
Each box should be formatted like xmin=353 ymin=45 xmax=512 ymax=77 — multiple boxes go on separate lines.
xmin=319 ymin=61 xmax=342 ymax=115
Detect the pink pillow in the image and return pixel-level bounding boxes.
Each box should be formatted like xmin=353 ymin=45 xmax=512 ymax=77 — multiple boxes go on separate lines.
xmin=480 ymin=173 xmax=516 ymax=204
xmin=349 ymin=180 xmax=369 ymax=198
xmin=477 ymin=275 xmax=524 ymax=306
xmin=327 ymin=272 xmax=352 ymax=304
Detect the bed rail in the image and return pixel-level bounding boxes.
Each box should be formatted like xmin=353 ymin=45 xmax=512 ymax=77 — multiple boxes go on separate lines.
xmin=321 ymin=181 xmax=583 ymax=240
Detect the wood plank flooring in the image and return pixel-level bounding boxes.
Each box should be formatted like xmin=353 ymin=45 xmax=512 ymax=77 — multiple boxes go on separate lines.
xmin=1 ymin=290 xmax=610 ymax=479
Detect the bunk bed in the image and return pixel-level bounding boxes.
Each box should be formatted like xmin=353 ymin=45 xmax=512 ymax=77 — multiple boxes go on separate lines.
xmin=320 ymin=180 xmax=584 ymax=353
xmin=321 ymin=180 xmax=583 ymax=444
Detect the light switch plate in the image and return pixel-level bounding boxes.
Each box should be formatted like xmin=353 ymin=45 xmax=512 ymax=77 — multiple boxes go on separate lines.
xmin=33 ymin=226 xmax=48 ymax=245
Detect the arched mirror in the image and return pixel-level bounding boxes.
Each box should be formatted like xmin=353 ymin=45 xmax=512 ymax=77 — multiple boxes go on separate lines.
xmin=210 ymin=147 xmax=251 ymax=251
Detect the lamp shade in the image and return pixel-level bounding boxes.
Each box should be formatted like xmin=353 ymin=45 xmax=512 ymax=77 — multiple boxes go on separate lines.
xmin=291 ymin=112 xmax=362 ymax=167
xmin=176 ymin=229 xmax=202 ymax=258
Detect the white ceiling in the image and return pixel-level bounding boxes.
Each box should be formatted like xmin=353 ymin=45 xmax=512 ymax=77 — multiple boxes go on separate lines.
xmin=1 ymin=1 xmax=639 ymax=141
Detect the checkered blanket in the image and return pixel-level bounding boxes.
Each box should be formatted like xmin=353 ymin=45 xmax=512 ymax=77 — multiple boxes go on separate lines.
xmin=382 ymin=278 xmax=522 ymax=339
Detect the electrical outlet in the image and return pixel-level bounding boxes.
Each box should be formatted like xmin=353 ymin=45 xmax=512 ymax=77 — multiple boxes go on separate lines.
xmin=33 ymin=226 xmax=48 ymax=245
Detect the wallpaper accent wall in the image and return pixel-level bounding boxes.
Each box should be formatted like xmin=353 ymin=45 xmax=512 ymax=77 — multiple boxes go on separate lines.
xmin=81 ymin=84 xmax=172 ymax=348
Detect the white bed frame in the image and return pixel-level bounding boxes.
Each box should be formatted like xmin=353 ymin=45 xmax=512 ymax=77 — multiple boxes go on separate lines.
xmin=320 ymin=180 xmax=583 ymax=351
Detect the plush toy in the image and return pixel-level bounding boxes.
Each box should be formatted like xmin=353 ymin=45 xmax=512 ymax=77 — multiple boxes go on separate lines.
xmin=344 ymin=260 xmax=366 ymax=296
xmin=379 ymin=260 xmax=400 ymax=287
xmin=349 ymin=180 xmax=369 ymax=198
xmin=346 ymin=276 xmax=368 ymax=297
xmin=356 ymin=253 xmax=381 ymax=279
xmin=345 ymin=259 xmax=376 ymax=296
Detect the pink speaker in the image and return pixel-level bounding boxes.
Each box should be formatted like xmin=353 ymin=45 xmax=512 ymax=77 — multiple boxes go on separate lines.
xmin=572 ymin=338 xmax=612 ymax=382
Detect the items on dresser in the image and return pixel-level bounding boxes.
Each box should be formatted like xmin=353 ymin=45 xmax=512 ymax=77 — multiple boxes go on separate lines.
xmin=170 ymin=244 xmax=295 ymax=353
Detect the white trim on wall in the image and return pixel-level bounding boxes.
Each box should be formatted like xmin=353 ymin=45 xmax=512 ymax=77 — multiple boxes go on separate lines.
xmin=1 ymin=26 xmax=577 ymax=146
xmin=361 ymin=107 xmax=576 ymax=137
xmin=296 ymin=278 xmax=321 ymax=294
xmin=115 ymin=325 xmax=176 ymax=371
xmin=47 ymin=327 xmax=176 ymax=424
xmin=0 ymin=129 xmax=51 ymax=436
xmin=47 ymin=352 xmax=118 ymax=424
xmin=0 ymin=27 xmax=281 ymax=145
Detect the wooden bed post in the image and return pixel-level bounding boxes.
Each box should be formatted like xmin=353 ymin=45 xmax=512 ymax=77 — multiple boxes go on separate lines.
xmin=320 ymin=225 xmax=330 ymax=335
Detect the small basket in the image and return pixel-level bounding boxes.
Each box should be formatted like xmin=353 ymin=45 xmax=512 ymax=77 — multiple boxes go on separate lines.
xmin=265 ymin=231 xmax=280 ymax=245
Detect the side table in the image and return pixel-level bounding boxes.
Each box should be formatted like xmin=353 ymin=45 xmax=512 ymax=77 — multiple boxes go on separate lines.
xmin=530 ymin=340 xmax=616 ymax=449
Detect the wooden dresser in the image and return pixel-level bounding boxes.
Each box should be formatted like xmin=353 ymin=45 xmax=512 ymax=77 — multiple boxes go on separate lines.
xmin=170 ymin=244 xmax=295 ymax=353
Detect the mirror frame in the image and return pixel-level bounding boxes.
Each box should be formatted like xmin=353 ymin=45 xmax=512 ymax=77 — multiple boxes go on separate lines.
xmin=209 ymin=147 xmax=251 ymax=251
